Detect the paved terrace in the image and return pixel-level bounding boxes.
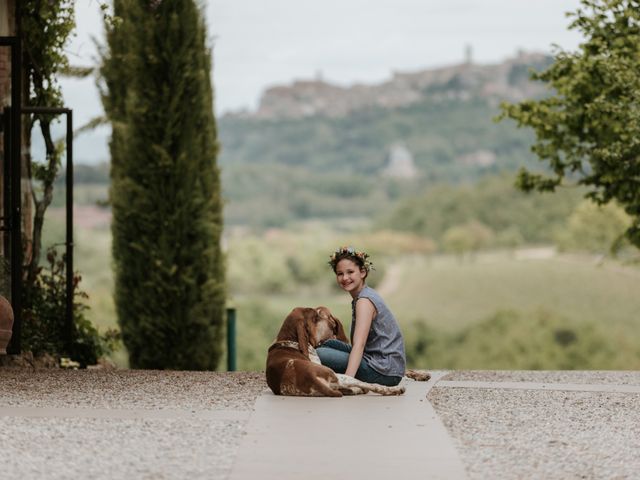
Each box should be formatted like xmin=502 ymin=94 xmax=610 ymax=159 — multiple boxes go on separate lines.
xmin=1 ymin=368 xmax=639 ymax=479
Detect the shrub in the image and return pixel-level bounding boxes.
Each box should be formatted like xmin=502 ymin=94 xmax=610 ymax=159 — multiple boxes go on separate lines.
xmin=22 ymin=248 xmax=119 ymax=367
xmin=556 ymin=200 xmax=632 ymax=254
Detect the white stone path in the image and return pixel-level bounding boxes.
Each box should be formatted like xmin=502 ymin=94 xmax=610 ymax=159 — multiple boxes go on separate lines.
xmin=229 ymin=371 xmax=467 ymax=480
xmin=229 ymin=373 xmax=640 ymax=480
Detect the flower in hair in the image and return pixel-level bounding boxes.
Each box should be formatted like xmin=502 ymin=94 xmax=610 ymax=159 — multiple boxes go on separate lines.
xmin=328 ymin=245 xmax=374 ymax=272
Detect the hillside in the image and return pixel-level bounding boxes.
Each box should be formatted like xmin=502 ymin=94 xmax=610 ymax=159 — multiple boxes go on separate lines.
xmin=217 ymin=52 xmax=553 ymax=227
xmin=65 ymin=53 xmax=556 ymax=228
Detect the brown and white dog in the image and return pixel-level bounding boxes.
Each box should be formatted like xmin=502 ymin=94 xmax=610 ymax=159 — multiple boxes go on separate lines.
xmin=266 ymin=306 xmax=407 ymax=397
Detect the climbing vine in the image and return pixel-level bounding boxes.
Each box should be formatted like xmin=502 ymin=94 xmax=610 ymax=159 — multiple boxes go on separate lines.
xmin=17 ymin=0 xmax=118 ymax=361
xmin=21 ymin=0 xmax=75 ymax=289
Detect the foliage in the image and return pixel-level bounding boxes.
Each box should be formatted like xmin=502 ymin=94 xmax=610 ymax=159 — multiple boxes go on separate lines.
xmin=406 ymin=309 xmax=640 ymax=370
xmin=21 ymin=0 xmax=76 ymax=292
xmin=389 ymin=249 xmax=640 ymax=333
xmin=54 ymin=214 xmax=640 ymax=371
xmin=218 ymin=96 xmax=542 ymax=226
xmin=500 ymin=0 xmax=640 ymax=248
xmin=55 ymin=162 xmax=110 ymax=185
xmin=380 ymin=173 xmax=584 ymax=245
xmin=22 ymin=0 xmax=74 ymax=108
xmin=220 ymin=97 xmax=537 ymax=175
xmin=225 ymin=227 xmax=432 ymax=296
xmin=556 ymin=200 xmax=632 ymax=253
xmin=101 ymin=0 xmax=225 ymax=370
xmin=69 ymin=57 xmax=554 ymax=230
xmin=15 ymin=0 xmax=112 ymax=364
xmin=21 ymin=248 xmax=119 ymax=367
xmin=441 ymin=221 xmax=494 ymax=257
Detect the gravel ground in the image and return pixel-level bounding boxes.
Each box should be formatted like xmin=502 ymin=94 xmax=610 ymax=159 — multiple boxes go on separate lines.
xmin=0 ymin=369 xmax=266 ymax=410
xmin=428 ymin=385 xmax=640 ymax=479
xmin=442 ymin=370 xmax=640 ymax=386
xmin=0 ymin=416 xmax=245 ymax=479
xmin=0 ymin=369 xmax=268 ymax=480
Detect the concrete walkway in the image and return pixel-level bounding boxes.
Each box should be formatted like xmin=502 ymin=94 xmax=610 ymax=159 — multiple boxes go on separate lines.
xmin=229 ymin=372 xmax=467 ymax=480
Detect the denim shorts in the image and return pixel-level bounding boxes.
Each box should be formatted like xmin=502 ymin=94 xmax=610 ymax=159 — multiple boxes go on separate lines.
xmin=315 ymin=339 xmax=402 ymax=387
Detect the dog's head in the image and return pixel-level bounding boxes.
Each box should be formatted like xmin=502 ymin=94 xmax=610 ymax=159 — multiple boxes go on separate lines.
xmin=315 ymin=306 xmax=349 ymax=343
xmin=276 ymin=307 xmax=320 ymax=358
xmin=276 ymin=306 xmax=348 ymax=359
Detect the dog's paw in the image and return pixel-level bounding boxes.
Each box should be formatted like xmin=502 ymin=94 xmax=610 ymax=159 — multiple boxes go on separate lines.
xmin=338 ymin=386 xmax=366 ymax=395
xmin=374 ymin=385 xmax=406 ymax=396
xmin=405 ymin=369 xmax=431 ymax=382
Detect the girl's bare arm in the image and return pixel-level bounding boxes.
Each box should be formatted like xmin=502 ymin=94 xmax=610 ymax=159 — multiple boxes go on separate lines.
xmin=345 ymin=298 xmax=376 ymax=377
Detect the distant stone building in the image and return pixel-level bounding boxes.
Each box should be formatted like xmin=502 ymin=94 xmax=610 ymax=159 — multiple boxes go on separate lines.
xmin=242 ymin=51 xmax=553 ymax=121
xmin=381 ymin=143 xmax=418 ymax=179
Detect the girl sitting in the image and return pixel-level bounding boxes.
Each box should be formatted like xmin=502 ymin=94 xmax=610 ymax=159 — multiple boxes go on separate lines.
xmin=316 ymin=246 xmax=406 ymax=387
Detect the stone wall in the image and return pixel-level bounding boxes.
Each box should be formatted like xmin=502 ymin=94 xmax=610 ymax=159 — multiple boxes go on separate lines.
xmin=0 ymin=0 xmax=16 ymax=258
xmin=0 ymin=0 xmax=15 ymax=106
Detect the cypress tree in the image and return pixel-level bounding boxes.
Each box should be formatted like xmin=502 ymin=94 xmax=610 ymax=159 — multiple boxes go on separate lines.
xmin=100 ymin=0 xmax=225 ymax=369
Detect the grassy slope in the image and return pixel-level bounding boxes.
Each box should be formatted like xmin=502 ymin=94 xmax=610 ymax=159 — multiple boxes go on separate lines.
xmin=232 ymin=251 xmax=640 ymax=370
xmin=385 ymin=253 xmax=640 ymax=332
xmin=47 ymin=222 xmax=640 ymax=371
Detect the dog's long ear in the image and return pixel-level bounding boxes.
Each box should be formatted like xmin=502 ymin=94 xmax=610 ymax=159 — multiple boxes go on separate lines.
xmin=332 ymin=314 xmax=349 ymax=343
xmin=296 ymin=308 xmax=314 ymax=359
xmin=277 ymin=308 xmax=303 ymax=343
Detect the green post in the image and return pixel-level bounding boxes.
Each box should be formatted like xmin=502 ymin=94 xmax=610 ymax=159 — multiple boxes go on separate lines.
xmin=226 ymin=308 xmax=237 ymax=371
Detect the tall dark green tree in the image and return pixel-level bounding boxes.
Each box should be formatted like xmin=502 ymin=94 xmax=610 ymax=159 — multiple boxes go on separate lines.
xmin=100 ymin=0 xmax=225 ymax=369
xmin=500 ymin=0 xmax=640 ymax=248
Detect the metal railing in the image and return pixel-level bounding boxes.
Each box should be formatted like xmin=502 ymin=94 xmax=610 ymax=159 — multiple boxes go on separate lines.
xmin=226 ymin=307 xmax=236 ymax=371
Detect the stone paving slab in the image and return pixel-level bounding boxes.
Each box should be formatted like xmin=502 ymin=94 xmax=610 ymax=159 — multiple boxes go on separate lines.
xmin=229 ymin=372 xmax=467 ymax=480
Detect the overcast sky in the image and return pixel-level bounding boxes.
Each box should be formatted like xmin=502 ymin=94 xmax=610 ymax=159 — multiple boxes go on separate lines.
xmin=61 ymin=0 xmax=584 ymax=162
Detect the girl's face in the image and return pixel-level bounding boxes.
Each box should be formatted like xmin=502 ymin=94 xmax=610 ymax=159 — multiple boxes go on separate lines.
xmin=335 ymin=258 xmax=366 ymax=297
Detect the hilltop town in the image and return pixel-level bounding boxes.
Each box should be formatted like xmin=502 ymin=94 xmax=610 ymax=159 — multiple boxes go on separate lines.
xmin=227 ymin=51 xmax=552 ymax=120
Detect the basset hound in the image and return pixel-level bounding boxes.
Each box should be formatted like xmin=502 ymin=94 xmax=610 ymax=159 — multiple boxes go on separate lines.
xmin=265 ymin=306 xmax=408 ymax=397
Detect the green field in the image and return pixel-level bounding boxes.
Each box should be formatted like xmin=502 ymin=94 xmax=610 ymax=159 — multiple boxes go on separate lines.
xmin=231 ymin=252 xmax=639 ymax=370
xmin=385 ymin=252 xmax=640 ymax=331
xmin=52 ymin=221 xmax=640 ymax=371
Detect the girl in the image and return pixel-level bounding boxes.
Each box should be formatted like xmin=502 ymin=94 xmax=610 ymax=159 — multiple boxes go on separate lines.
xmin=316 ymin=246 xmax=406 ymax=386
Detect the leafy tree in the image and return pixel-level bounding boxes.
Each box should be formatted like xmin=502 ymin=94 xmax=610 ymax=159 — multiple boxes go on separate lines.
xmin=101 ymin=0 xmax=225 ymax=369
xmin=556 ymin=200 xmax=631 ymax=253
xmin=380 ymin=174 xmax=583 ymax=244
xmin=500 ymin=0 xmax=640 ymax=248
xmin=442 ymin=221 xmax=494 ymax=258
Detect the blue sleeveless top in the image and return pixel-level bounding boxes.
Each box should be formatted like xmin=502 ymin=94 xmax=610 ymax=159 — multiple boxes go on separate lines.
xmin=351 ymin=286 xmax=406 ymax=377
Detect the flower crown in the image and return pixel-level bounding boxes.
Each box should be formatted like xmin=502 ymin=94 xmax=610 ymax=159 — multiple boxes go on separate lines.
xmin=328 ymin=246 xmax=374 ymax=272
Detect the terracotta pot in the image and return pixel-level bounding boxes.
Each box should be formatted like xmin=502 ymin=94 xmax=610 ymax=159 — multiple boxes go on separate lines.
xmin=0 ymin=295 xmax=14 ymax=354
